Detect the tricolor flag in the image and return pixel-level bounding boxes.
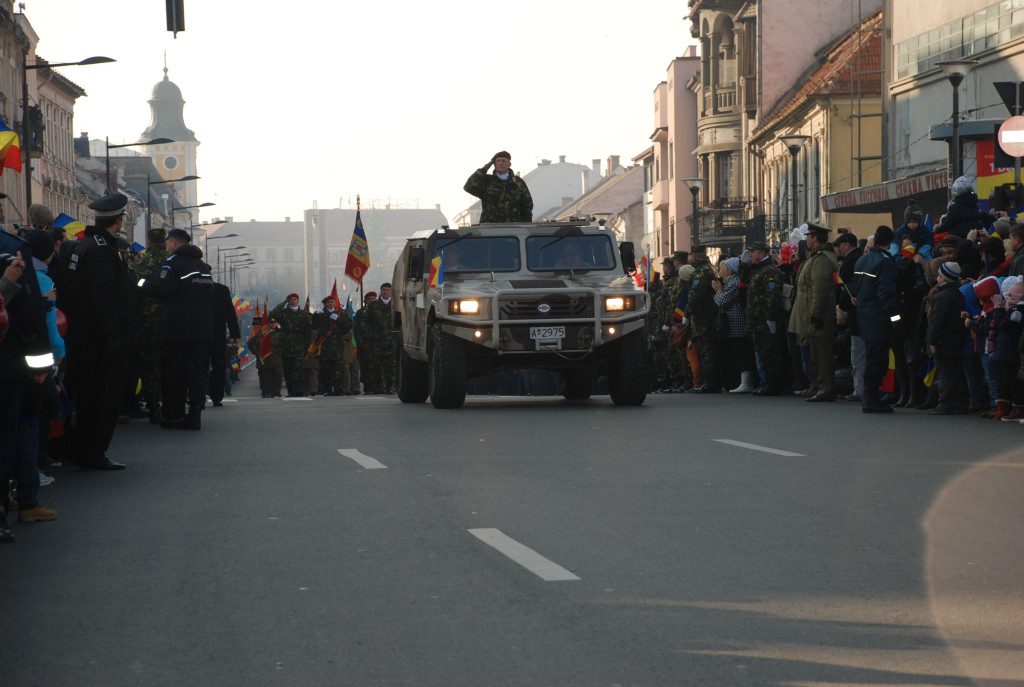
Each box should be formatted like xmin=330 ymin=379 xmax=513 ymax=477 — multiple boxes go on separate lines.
xmin=0 ymin=116 xmax=21 ymax=175
xmin=428 ymin=251 xmax=445 ymax=288
xmin=345 ymin=197 xmax=370 ymax=284
xmin=900 ymin=244 xmax=917 ymax=259
xmin=52 ymin=213 xmax=87 ymax=239
xmin=231 ymin=294 xmax=252 ymax=316
xmin=880 ymin=348 xmax=896 ymax=393
xmin=671 ymin=306 xmax=685 ymax=322
xmin=832 ymin=271 xmax=843 ymax=285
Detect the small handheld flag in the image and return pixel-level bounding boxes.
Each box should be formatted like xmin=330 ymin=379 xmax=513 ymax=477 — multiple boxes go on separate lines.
xmin=52 ymin=213 xmax=87 ymax=239
xmin=880 ymin=348 xmax=896 ymax=393
xmin=428 ymin=251 xmax=445 ymax=288
xmin=0 ymin=116 xmax=21 ymax=175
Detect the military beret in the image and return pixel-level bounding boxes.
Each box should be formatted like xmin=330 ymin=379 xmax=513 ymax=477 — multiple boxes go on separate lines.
xmin=671 ymin=251 xmax=688 ymax=263
xmin=89 ymin=192 xmax=128 ymax=218
xmin=365 ymin=291 xmax=378 ymax=299
xmin=287 ymin=292 xmax=300 ymax=300
xmin=747 ymin=241 xmax=770 ymax=253
xmin=166 ymin=228 xmax=191 ymax=242
xmin=322 ymin=295 xmax=337 ymax=304
xmin=492 ymin=151 xmax=511 ymax=161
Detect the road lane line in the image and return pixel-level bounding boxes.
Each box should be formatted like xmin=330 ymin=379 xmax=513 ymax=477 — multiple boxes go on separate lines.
xmin=282 ymin=396 xmax=312 ymax=401
xmin=337 ymin=449 xmax=388 ymax=470
xmin=715 ymin=439 xmax=805 ymax=457
xmin=468 ymin=528 xmax=580 ymax=582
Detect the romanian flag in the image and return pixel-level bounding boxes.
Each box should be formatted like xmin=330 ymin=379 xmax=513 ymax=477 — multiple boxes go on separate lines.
xmin=53 ymin=212 xmax=87 ymax=239
xmin=428 ymin=252 xmax=445 ymax=288
xmin=833 ymin=271 xmax=843 ymax=285
xmin=0 ymin=116 xmax=21 ymax=174
xmin=344 ymin=199 xmax=370 ymax=284
xmin=672 ymin=306 xmax=685 ymax=322
xmin=900 ymin=244 xmax=917 ymax=259
xmin=231 ymin=294 xmax=252 ymax=316
xmin=880 ymin=348 xmax=896 ymax=393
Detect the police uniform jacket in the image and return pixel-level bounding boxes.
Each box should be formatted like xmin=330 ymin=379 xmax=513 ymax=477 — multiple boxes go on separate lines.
xmin=852 ymin=246 xmax=898 ymax=344
xmin=210 ymin=282 xmax=241 ymax=345
xmin=0 ymin=231 xmax=49 ymax=379
xmin=63 ymin=227 xmax=131 ymax=349
xmin=139 ymin=244 xmax=213 ymax=342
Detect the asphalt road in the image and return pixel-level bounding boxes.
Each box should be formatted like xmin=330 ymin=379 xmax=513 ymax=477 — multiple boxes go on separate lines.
xmin=2 ymin=377 xmax=1023 ymax=686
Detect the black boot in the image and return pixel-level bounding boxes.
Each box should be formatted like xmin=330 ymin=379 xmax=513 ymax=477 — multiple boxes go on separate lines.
xmin=862 ymin=390 xmax=894 ymax=414
xmin=174 ymin=408 xmax=202 ymax=430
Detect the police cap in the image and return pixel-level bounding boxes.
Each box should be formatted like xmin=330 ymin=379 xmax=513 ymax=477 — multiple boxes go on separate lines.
xmin=166 ymin=228 xmax=191 ymax=242
xmin=88 ymin=192 xmax=129 ymax=218
xmin=747 ymin=241 xmax=770 ymax=253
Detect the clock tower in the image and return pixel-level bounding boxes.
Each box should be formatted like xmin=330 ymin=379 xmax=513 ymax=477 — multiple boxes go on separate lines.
xmin=140 ymin=67 xmax=200 ymax=227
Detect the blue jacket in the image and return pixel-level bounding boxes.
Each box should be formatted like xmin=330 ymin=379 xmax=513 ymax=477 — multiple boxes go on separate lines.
xmin=852 ymin=247 xmax=898 ymax=343
xmin=32 ymin=258 xmax=65 ymax=360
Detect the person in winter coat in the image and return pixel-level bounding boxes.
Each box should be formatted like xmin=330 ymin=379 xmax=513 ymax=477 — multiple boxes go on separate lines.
xmin=1009 ymin=224 xmax=1024 ymax=277
xmin=988 ymin=279 xmax=1024 ymax=421
xmin=835 ymin=233 xmax=864 ymax=400
xmin=937 ymin=176 xmax=993 ymax=239
xmin=789 ymin=223 xmax=839 ymax=401
xmin=978 ymin=236 xmax=1012 ymax=278
xmin=712 ymin=257 xmax=754 ymax=393
xmin=852 ymin=226 xmax=899 ymax=413
xmin=925 ymin=261 xmax=967 ymax=414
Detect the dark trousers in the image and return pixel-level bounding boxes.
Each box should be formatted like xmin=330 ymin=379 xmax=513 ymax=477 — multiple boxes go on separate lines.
xmin=66 ymin=343 xmax=126 ymax=464
xmin=0 ymin=380 xmax=23 ymax=517
xmin=863 ymin=339 xmax=891 ymax=403
xmin=937 ymin=356 xmax=965 ymax=410
xmin=161 ymin=341 xmax=211 ymax=417
xmin=120 ymin=348 xmax=140 ymax=413
xmin=806 ymin=335 xmax=835 ymax=395
xmin=208 ymin=342 xmax=228 ymax=405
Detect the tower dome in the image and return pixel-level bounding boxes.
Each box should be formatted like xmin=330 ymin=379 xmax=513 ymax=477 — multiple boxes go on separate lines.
xmin=141 ymin=67 xmax=196 ymax=142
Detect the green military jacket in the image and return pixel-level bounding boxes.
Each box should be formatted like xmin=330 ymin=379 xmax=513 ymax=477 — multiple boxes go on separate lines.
xmin=463 ymin=167 xmax=534 ymax=223
xmin=685 ymin=259 xmax=719 ymax=337
xmin=135 ymin=247 xmax=168 ymax=346
xmin=271 ymin=302 xmax=312 ymax=354
xmin=745 ymin=260 xmax=785 ymax=331
xmin=788 ymin=248 xmax=838 ymax=340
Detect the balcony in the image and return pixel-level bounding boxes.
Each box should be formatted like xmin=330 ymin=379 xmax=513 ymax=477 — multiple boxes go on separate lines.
xmin=701 ymin=83 xmax=738 ymax=116
xmin=652 ymin=179 xmax=670 ymax=211
xmin=687 ymin=197 xmax=752 ymax=244
xmin=741 ymin=75 xmax=757 ymax=115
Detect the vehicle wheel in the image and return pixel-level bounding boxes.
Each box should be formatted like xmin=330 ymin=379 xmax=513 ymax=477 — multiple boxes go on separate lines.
xmin=397 ymin=347 xmax=429 ymax=403
xmin=608 ymin=332 xmax=647 ymax=406
xmin=560 ymin=368 xmax=592 ymax=400
xmin=428 ymin=323 xmax=467 ymax=409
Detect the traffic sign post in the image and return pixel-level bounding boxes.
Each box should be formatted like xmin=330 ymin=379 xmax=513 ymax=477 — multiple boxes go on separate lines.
xmin=995 ymin=82 xmax=1024 ymax=183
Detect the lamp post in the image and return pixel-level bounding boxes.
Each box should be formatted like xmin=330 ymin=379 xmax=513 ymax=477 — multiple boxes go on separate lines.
xmin=22 ymin=55 xmax=115 ymax=207
xmin=779 ymin=134 xmax=810 ymax=229
xmin=106 ymin=137 xmax=174 ymax=192
xmin=681 ymin=177 xmax=706 ymax=251
xmin=147 ymin=174 xmax=199 ymax=235
xmin=225 ymin=255 xmax=253 ymax=292
xmin=171 ymin=202 xmax=216 ymax=235
xmin=218 ymin=245 xmax=246 ymax=282
xmin=936 ymin=59 xmax=979 ymax=182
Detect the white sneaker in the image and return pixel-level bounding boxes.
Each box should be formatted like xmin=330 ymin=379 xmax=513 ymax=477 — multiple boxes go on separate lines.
xmin=39 ymin=472 xmax=55 ymax=487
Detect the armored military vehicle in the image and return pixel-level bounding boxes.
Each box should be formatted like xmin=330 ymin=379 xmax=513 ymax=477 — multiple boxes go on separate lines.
xmin=391 ymin=221 xmax=649 ymax=409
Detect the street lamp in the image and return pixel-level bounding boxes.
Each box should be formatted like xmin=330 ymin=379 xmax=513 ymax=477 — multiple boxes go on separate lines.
xmin=218 ymin=245 xmax=246 ymax=280
xmin=937 ymin=59 xmax=979 ymax=182
xmin=681 ymin=177 xmax=706 ymax=251
xmin=106 ymin=137 xmax=174 ymax=192
xmin=22 ymin=55 xmax=115 ymax=207
xmin=171 ymin=202 xmax=216 ymax=234
xmin=147 ymin=174 xmax=199 ymax=234
xmin=779 ymin=134 xmax=810 ymax=229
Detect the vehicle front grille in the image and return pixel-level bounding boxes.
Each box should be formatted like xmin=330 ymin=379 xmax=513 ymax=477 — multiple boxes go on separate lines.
xmin=498 ymin=294 xmax=594 ymax=320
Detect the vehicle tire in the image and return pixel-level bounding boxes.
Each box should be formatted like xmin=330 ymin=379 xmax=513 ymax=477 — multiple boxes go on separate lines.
xmin=397 ymin=347 xmax=429 ymax=403
xmin=428 ymin=323 xmax=467 ymax=409
xmin=608 ymin=332 xmax=647 ymax=406
xmin=560 ymin=368 xmax=592 ymax=400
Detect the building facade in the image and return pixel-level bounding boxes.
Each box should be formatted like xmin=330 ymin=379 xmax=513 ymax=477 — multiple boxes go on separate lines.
xmin=140 ymin=68 xmax=200 ymax=227
xmin=36 ymin=58 xmax=86 ymax=219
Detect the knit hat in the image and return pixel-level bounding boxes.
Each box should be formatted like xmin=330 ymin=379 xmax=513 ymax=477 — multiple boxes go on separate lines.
xmin=951 ymin=175 xmax=972 ymax=197
xmin=678 ymin=264 xmax=696 ymax=281
xmin=938 ymin=261 xmax=961 ymax=281
xmin=904 ymin=200 xmax=923 ymax=222
xmin=991 ymin=217 xmax=1012 ymax=237
xmin=24 ymin=228 xmax=54 ymax=262
xmin=723 ymin=257 xmax=740 ymax=273
xmin=286 ymin=292 xmax=300 ymax=300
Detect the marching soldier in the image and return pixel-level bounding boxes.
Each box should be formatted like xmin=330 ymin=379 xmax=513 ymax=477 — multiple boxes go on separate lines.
xmin=353 ymin=291 xmax=378 ymax=393
xmin=745 ymin=241 xmax=786 ymax=396
xmin=312 ymin=295 xmax=352 ymax=395
xmin=271 ymin=293 xmax=312 ymax=397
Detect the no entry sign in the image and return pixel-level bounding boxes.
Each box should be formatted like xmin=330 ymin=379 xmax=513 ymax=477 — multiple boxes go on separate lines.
xmin=998 ymin=116 xmax=1024 ymax=157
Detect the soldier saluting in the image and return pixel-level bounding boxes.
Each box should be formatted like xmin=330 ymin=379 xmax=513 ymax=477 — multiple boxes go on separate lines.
xmin=464 ymin=151 xmax=534 ymax=223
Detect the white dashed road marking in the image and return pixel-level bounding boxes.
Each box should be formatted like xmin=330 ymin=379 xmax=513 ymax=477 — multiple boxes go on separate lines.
xmin=282 ymin=397 xmax=312 ymax=401
xmin=715 ymin=439 xmax=806 ymax=457
xmin=337 ymin=449 xmax=388 ymax=470
xmin=468 ymin=528 xmax=580 ymax=582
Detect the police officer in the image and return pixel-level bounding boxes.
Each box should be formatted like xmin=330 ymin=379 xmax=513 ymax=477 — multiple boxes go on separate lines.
xmin=61 ymin=193 xmax=132 ymax=469
xmin=208 ymin=280 xmax=241 ymax=406
xmin=852 ymin=226 xmax=899 ymax=413
xmin=138 ymin=228 xmax=214 ymax=430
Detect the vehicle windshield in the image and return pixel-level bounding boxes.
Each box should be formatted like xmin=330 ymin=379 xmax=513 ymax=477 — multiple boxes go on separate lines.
xmin=433 ymin=236 xmax=521 ymax=273
xmin=526 ymin=235 xmax=617 ymax=272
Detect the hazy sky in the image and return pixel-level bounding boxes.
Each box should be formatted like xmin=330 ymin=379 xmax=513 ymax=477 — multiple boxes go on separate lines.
xmin=27 ymin=1 xmax=696 ymax=224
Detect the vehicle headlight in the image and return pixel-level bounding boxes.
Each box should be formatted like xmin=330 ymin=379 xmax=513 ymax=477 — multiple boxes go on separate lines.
xmin=604 ymin=296 xmax=635 ymax=312
xmin=449 ymin=299 xmax=481 ymax=315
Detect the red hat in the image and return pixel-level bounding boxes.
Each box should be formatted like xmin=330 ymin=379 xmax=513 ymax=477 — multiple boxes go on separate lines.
xmin=492 ymin=151 xmax=511 ymax=162
xmin=287 ymin=292 xmax=299 ymax=300
xmin=365 ymin=291 xmax=378 ymax=299
xmin=322 ymin=295 xmax=336 ymax=304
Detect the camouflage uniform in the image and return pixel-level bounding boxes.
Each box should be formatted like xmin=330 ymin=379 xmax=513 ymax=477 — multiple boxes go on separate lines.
xmin=686 ymin=257 xmax=721 ymax=391
xmin=654 ymin=270 xmax=686 ymax=389
xmin=312 ymin=309 xmax=353 ymax=395
xmin=271 ymin=302 xmax=312 ymax=396
xmin=353 ymin=307 xmax=376 ymax=393
xmin=365 ymin=299 xmax=397 ymax=393
xmin=745 ymin=256 xmax=786 ymax=394
xmin=135 ymin=242 xmax=169 ymax=418
xmin=644 ymin=279 xmax=666 ymax=389
xmin=463 ymin=166 xmax=534 ymax=223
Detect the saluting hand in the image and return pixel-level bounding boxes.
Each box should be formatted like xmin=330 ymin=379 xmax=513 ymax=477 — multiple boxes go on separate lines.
xmin=3 ymin=256 xmax=25 ymax=282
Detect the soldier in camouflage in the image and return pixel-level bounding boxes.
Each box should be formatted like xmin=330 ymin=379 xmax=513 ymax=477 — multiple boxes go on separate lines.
xmin=685 ymin=246 xmax=722 ymax=393
xmin=653 ymin=256 xmax=686 ymax=391
xmin=366 ymin=283 xmax=398 ymax=393
xmin=135 ymin=227 xmax=169 ymax=422
xmin=745 ymin=241 xmax=786 ymax=396
xmin=312 ymin=295 xmax=353 ymax=395
xmin=353 ymin=291 xmax=378 ymax=393
xmin=271 ymin=293 xmax=312 ymax=397
xmin=463 ymin=151 xmax=534 ymax=223
xmin=644 ymin=272 xmax=665 ymax=391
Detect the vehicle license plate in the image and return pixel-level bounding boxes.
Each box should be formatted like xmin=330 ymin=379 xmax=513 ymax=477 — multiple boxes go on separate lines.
xmin=530 ymin=326 xmax=565 ymax=340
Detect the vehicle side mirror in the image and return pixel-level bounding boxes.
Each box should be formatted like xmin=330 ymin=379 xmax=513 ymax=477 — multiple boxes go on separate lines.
xmin=408 ymin=247 xmax=425 ymax=281
xmin=619 ymin=242 xmax=636 ymax=275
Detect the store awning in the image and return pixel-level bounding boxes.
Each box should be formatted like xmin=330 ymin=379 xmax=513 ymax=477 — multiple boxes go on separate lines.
xmin=820 ymin=168 xmax=948 ymax=214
